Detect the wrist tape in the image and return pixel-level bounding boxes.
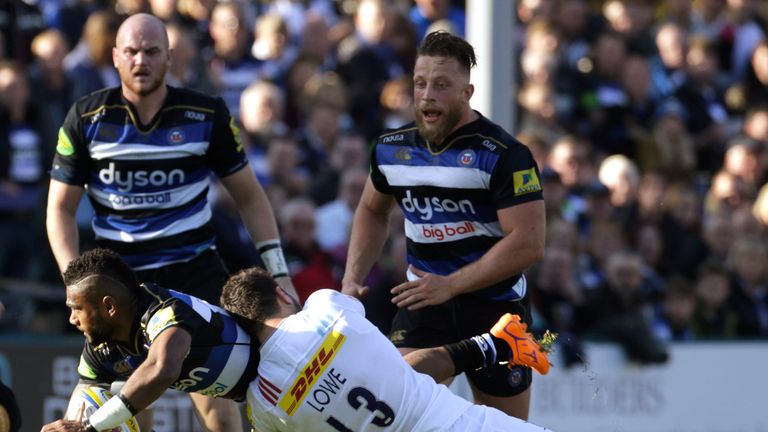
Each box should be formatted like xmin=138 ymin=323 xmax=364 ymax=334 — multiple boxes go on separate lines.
xmin=256 ymin=239 xmax=289 ymax=279
xmin=88 ymin=393 xmax=136 ymax=430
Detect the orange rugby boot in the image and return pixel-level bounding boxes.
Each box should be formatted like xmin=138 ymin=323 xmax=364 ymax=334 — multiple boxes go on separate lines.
xmin=490 ymin=313 xmax=551 ymax=375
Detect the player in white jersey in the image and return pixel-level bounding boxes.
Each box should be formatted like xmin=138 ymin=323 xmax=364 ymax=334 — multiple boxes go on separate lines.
xmin=220 ymin=268 xmax=552 ymax=432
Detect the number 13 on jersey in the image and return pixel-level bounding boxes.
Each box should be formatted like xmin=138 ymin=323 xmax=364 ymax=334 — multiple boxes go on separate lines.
xmin=326 ymin=386 xmax=396 ymax=432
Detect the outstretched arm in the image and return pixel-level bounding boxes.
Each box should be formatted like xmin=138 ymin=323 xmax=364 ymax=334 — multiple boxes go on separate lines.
xmin=41 ymin=327 xmax=191 ymax=431
xmin=220 ymin=166 xmax=298 ymax=301
xmin=341 ymin=177 xmax=396 ymax=298
xmin=46 ymin=180 xmax=84 ymax=274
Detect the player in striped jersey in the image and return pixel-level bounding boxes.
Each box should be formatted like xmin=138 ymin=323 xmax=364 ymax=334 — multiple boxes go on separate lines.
xmin=343 ymin=31 xmax=546 ymax=420
xmin=46 ymin=13 xmax=296 ymax=304
xmin=42 ymin=248 xmax=258 ymax=432
xmin=221 ymin=267 xmax=552 ymax=432
xmin=46 ymin=15 xmax=296 ymax=430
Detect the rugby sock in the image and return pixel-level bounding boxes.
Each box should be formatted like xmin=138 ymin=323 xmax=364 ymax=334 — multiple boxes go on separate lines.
xmin=445 ymin=333 xmax=507 ymax=372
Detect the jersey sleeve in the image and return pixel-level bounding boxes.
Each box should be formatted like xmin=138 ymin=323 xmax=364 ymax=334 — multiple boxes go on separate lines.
xmin=490 ymin=143 xmax=543 ymax=209
xmin=205 ymin=97 xmax=249 ymax=178
xmin=144 ymin=296 xmax=204 ymax=343
xmin=369 ymin=141 xmax=392 ymax=194
xmin=50 ymin=102 xmax=90 ymax=185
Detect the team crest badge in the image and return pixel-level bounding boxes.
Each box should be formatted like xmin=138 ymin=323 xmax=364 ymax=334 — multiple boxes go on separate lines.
xmin=458 ymin=150 xmax=476 ymax=166
xmin=395 ymin=147 xmax=412 ymax=161
xmin=168 ymin=129 xmax=185 ymax=144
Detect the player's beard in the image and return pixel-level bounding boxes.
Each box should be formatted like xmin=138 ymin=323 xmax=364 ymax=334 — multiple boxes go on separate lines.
xmin=85 ymin=321 xmax=113 ymax=346
xmin=124 ymin=65 xmax=166 ymax=97
xmin=415 ymin=101 xmax=463 ymax=145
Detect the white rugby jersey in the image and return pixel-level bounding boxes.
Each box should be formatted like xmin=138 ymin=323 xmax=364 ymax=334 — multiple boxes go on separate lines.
xmin=246 ymin=289 xmax=472 ymax=431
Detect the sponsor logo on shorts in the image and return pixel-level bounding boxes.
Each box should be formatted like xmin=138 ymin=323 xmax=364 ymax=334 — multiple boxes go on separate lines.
xmin=512 ymin=168 xmax=541 ymax=196
xmin=507 ymin=368 xmax=524 ymax=388
xmin=279 ymin=330 xmax=345 ymax=416
xmin=390 ymin=330 xmax=406 ymax=344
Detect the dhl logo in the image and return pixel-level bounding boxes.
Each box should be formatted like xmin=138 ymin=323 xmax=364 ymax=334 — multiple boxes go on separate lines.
xmin=278 ymin=330 xmax=346 ymax=415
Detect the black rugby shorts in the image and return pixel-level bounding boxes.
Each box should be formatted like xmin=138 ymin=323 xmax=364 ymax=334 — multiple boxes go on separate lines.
xmin=390 ymin=293 xmax=532 ymax=397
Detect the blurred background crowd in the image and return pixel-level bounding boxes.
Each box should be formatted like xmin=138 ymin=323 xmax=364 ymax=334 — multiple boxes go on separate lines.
xmin=1 ymin=0 xmax=767 ymax=367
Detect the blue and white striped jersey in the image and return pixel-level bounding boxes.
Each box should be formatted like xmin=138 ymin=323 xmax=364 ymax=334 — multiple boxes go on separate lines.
xmin=370 ymin=113 xmax=543 ymax=300
xmin=77 ymin=283 xmax=258 ymax=401
xmin=51 ymin=86 xmax=248 ymax=270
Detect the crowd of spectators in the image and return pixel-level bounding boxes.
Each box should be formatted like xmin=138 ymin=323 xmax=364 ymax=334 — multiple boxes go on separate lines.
xmin=1 ymin=0 xmax=767 ymax=367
